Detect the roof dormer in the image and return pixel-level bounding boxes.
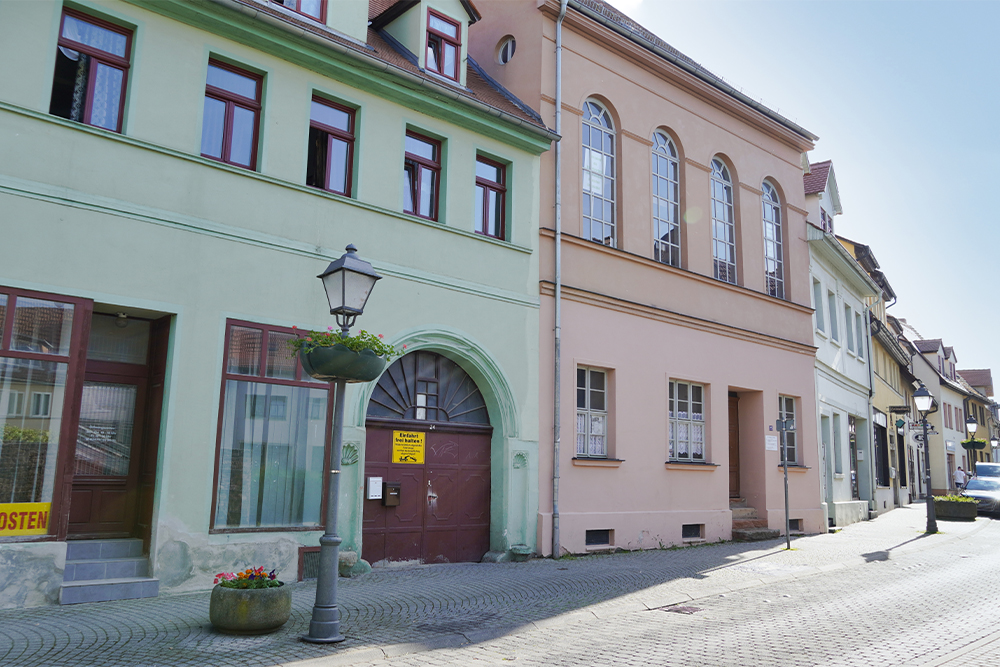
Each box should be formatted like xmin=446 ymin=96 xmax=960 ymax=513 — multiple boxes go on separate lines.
xmin=371 ymin=0 xmax=480 ymax=87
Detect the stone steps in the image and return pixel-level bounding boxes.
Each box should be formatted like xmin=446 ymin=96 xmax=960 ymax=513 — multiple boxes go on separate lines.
xmin=730 ymin=499 xmax=780 ymax=542
xmin=60 ymin=539 xmax=158 ymax=605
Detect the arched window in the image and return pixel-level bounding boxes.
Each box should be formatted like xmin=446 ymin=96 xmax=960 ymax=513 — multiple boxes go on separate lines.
xmin=710 ymin=158 xmax=736 ymax=284
xmin=582 ymin=100 xmax=616 ymax=247
xmin=651 ymin=131 xmax=680 ymax=267
xmin=762 ymin=181 xmax=784 ymax=299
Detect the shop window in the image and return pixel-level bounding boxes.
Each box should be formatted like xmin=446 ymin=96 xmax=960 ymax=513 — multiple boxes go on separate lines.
xmin=212 ymin=321 xmax=329 ymax=531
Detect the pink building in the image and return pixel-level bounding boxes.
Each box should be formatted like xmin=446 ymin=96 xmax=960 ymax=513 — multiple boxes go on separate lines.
xmin=471 ymin=0 xmax=824 ymax=555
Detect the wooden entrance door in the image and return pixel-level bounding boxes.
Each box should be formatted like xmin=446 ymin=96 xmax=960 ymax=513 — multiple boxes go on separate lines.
xmin=729 ymin=394 xmax=740 ymax=498
xmin=362 ymin=424 xmax=492 ymax=564
xmin=68 ymin=315 xmax=168 ymax=539
xmin=68 ymin=367 xmax=147 ymax=537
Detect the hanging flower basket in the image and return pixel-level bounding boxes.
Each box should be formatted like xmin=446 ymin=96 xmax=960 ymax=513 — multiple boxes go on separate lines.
xmin=961 ymin=439 xmax=988 ymax=451
xmin=299 ymin=344 xmax=387 ymax=383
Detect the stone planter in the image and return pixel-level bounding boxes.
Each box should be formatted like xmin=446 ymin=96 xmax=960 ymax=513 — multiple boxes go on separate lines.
xmin=209 ymin=584 xmax=292 ymax=634
xmin=933 ymin=499 xmax=978 ymax=521
xmin=299 ymin=345 xmax=386 ymax=383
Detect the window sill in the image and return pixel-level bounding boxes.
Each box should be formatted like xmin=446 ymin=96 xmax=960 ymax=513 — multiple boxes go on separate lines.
xmin=585 ymin=544 xmax=615 ymax=552
xmin=572 ymin=457 xmax=624 ymax=468
xmin=664 ymin=461 xmax=718 ymax=471
xmin=778 ymin=465 xmax=811 ymax=473
xmin=834 ymin=473 xmax=845 ymax=479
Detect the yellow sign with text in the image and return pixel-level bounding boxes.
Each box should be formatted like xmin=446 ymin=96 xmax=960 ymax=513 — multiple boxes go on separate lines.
xmin=0 ymin=502 xmax=51 ymax=536
xmin=392 ymin=430 xmax=425 ymax=464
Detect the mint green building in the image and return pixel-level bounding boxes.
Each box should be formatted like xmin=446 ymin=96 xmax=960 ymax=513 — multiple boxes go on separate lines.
xmin=0 ymin=0 xmax=553 ymax=607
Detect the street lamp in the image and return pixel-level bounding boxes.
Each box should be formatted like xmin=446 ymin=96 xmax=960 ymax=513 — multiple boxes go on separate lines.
xmin=302 ymin=244 xmax=381 ymax=645
xmin=966 ymin=414 xmax=979 ymax=475
xmin=913 ymin=384 xmax=938 ymax=534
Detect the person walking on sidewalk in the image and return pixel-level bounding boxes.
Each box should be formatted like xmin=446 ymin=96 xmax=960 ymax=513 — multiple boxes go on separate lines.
xmin=954 ymin=466 xmax=967 ymax=492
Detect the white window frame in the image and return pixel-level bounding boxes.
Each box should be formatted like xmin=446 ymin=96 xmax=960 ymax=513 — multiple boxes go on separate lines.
xmin=813 ymin=279 xmax=825 ymax=333
xmin=711 ymin=158 xmax=737 ymax=284
xmin=761 ymin=181 xmax=784 ymax=298
xmin=652 ymin=131 xmax=680 ymax=267
xmin=582 ymin=100 xmax=616 ymax=248
xmin=855 ymin=312 xmax=865 ymax=360
xmin=779 ymin=395 xmax=797 ymax=464
xmin=30 ymin=392 xmax=52 ymax=418
xmin=844 ymin=305 xmax=856 ymax=354
xmin=5 ymin=390 xmax=24 ymax=417
xmin=576 ymin=367 xmax=608 ymax=458
xmin=669 ymin=380 xmax=706 ymax=462
xmin=827 ymin=291 xmax=839 ymax=343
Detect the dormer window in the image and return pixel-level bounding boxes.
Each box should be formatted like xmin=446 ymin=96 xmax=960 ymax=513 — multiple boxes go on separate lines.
xmin=272 ymin=0 xmax=325 ymax=22
xmin=426 ymin=10 xmax=461 ymax=81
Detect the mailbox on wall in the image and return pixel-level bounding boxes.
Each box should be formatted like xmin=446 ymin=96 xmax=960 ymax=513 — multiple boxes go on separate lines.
xmin=383 ymin=481 xmax=401 ymax=507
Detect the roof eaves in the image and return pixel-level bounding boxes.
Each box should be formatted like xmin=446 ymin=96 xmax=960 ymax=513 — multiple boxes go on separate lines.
xmin=467 ymin=55 xmax=546 ymax=127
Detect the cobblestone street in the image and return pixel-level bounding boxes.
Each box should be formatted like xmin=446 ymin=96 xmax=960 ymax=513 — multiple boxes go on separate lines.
xmin=2 ymin=505 xmax=997 ymax=667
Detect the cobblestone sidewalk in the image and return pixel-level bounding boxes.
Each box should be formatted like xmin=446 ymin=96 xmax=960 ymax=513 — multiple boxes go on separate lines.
xmin=0 ymin=504 xmax=986 ymax=667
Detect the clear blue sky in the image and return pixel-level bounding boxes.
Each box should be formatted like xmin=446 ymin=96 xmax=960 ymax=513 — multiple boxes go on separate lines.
xmin=606 ymin=0 xmax=1000 ymax=386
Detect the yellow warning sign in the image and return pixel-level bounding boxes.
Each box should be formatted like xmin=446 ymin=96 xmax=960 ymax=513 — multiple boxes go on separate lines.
xmin=0 ymin=502 xmax=51 ymax=536
xmin=392 ymin=430 xmax=425 ymax=464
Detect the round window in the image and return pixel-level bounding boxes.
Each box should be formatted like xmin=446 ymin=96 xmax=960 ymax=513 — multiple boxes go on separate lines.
xmin=497 ymin=36 xmax=516 ymax=65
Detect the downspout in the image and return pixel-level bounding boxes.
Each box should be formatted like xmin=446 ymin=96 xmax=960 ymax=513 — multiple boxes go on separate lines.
xmin=552 ymin=0 xmax=568 ymax=559
xmin=864 ymin=304 xmax=877 ymax=516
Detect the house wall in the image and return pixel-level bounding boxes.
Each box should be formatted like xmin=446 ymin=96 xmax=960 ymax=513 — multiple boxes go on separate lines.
xmin=473 ymin=0 xmax=823 ymax=555
xmin=0 ymin=0 xmax=547 ymax=606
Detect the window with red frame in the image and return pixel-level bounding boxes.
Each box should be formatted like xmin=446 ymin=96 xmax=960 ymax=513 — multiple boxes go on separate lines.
xmin=273 ymin=0 xmax=325 ymax=22
xmin=306 ymin=97 xmax=354 ymax=197
xmin=200 ymin=60 xmax=262 ymax=170
xmin=49 ymin=9 xmax=132 ymax=133
xmin=425 ymin=10 xmax=461 ymax=81
xmin=475 ymin=157 xmax=506 ymax=239
xmin=403 ymin=132 xmax=441 ymax=220
xmin=211 ymin=321 xmax=330 ymax=531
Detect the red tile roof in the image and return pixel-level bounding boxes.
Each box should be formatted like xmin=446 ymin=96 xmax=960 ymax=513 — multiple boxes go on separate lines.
xmin=959 ymin=369 xmax=994 ymax=393
xmin=803 ymin=160 xmax=832 ymax=195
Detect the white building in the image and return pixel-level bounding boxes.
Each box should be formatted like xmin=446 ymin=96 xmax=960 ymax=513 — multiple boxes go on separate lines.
xmin=804 ymin=161 xmax=879 ymax=527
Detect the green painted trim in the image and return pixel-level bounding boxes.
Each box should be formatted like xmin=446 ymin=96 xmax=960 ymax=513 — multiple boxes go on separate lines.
xmin=0 ymin=108 xmax=539 ymax=310
xmin=352 ymin=326 xmax=520 ymax=438
xmin=117 ymin=0 xmax=553 ymax=154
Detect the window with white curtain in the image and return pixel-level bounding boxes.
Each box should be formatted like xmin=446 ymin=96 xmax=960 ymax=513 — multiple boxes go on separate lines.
xmin=669 ymin=380 xmax=705 ymax=461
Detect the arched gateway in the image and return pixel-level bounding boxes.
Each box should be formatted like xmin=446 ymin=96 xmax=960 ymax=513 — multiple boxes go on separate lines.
xmin=362 ymin=351 xmax=492 ymax=563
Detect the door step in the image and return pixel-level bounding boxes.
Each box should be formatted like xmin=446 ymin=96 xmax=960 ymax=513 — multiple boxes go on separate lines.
xmin=60 ymin=539 xmax=158 ymax=605
xmin=730 ymin=503 xmax=780 ymax=542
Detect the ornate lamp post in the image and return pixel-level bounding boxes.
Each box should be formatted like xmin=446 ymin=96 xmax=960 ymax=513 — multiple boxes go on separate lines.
xmin=913 ymin=384 xmax=938 ymax=534
xmin=965 ymin=414 xmax=979 ymax=476
xmin=302 ymin=244 xmax=381 ymax=645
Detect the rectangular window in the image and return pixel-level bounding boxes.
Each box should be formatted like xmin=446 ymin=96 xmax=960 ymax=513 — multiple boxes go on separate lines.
xmin=855 ymin=312 xmax=865 ymax=360
xmin=213 ymin=321 xmax=329 ymax=531
xmin=425 ymin=10 xmax=461 ymax=81
xmin=813 ymin=279 xmax=824 ymax=332
xmin=669 ymin=380 xmax=705 ymax=461
xmin=50 ymin=9 xmax=132 ymax=133
xmin=0 ymin=289 xmax=85 ymax=510
xmin=306 ymin=97 xmax=354 ymax=196
xmin=844 ymin=306 xmax=855 ymax=353
xmin=827 ymin=292 xmax=839 ymax=342
xmin=576 ymin=367 xmax=607 ymax=458
xmin=833 ymin=413 xmax=843 ymax=474
xmin=779 ymin=396 xmax=796 ymax=464
xmin=403 ymin=131 xmax=441 ymax=220
xmin=475 ymin=157 xmax=506 ymax=239
xmin=201 ymin=60 xmax=262 ymax=170
xmin=272 ymin=0 xmax=325 ymax=21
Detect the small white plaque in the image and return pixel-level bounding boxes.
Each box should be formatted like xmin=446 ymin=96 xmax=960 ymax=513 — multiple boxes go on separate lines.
xmin=765 ymin=435 xmax=779 ymax=451
xmin=366 ymin=477 xmax=383 ymax=500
